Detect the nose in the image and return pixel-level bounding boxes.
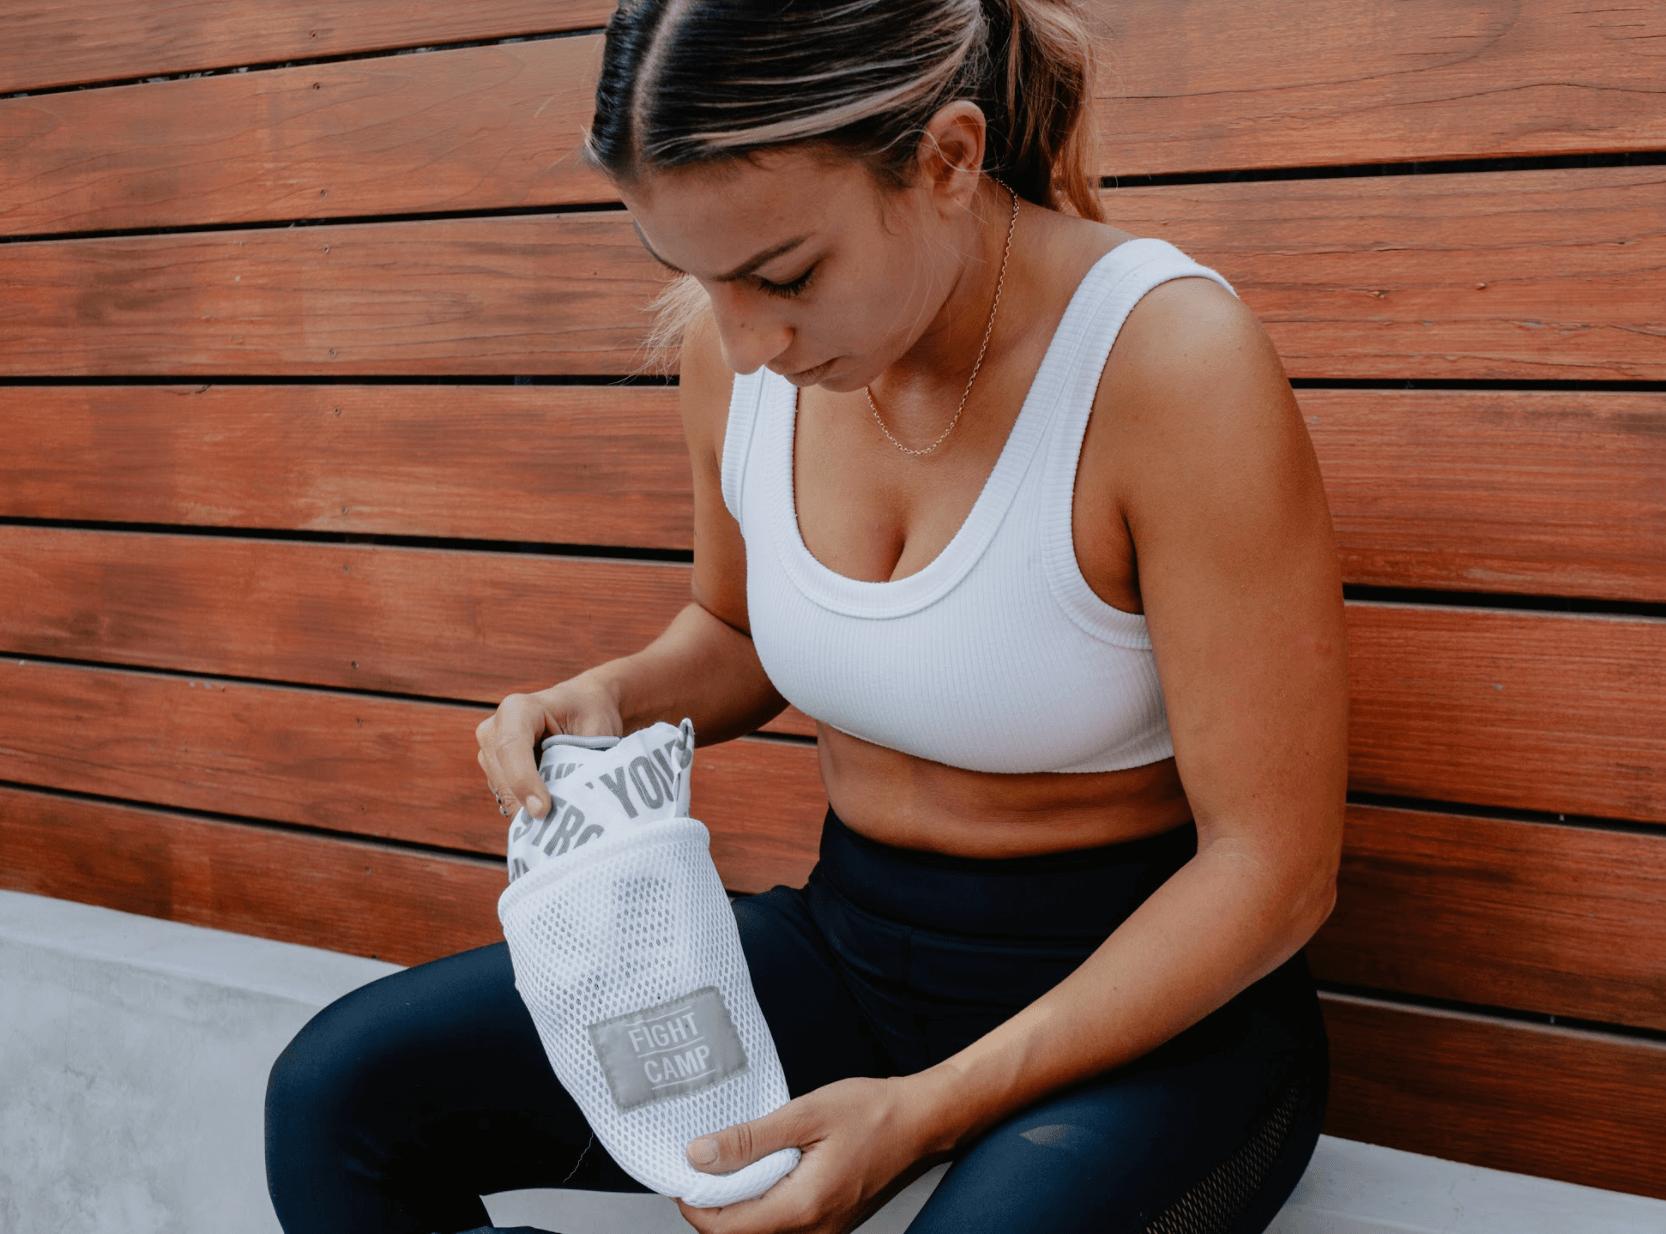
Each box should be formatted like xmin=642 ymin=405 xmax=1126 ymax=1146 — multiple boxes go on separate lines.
xmin=706 ymin=289 xmax=792 ymax=375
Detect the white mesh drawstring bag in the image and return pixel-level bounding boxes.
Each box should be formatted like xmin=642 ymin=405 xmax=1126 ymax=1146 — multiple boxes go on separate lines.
xmin=497 ymin=717 xmax=801 ymax=1206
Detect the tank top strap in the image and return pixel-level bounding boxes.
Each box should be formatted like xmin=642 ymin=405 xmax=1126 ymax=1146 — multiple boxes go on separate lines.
xmin=1036 ymin=238 xmax=1241 ymax=644
xmin=1044 ymin=237 xmax=1239 ymax=423
xmin=720 ymin=365 xmax=768 ymax=531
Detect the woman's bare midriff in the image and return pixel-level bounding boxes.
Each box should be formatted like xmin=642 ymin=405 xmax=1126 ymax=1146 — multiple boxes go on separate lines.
xmin=786 ymin=214 xmax=1197 ymax=859
xmin=818 ymin=731 xmax=1195 ymax=859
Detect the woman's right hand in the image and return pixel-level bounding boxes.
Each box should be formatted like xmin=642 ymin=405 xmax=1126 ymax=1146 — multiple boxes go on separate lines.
xmin=476 ymin=675 xmax=625 ymax=822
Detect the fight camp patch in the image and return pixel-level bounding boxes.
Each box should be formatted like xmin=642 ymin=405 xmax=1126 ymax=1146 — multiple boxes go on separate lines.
xmin=588 ymin=985 xmax=749 ymax=1111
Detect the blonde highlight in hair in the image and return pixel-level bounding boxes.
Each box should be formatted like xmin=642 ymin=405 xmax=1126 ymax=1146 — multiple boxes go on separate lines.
xmin=581 ymin=0 xmax=1110 ymax=377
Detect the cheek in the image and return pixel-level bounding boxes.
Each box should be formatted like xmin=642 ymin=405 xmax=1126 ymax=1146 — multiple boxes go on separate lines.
xmin=835 ymin=277 xmax=899 ymax=345
xmin=874 ymin=251 xmax=936 ymax=333
xmin=812 ymin=251 xmax=917 ymax=363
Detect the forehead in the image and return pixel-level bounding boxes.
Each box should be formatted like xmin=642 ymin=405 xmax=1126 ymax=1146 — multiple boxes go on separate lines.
xmin=622 ymin=153 xmax=861 ymax=242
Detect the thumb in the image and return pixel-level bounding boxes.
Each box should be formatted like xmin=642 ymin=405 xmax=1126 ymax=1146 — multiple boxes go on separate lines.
xmin=687 ymin=1104 xmax=795 ymax=1172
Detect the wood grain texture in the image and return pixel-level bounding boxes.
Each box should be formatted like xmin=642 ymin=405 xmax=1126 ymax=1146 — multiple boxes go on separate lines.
xmin=4 ymin=2 xmax=1663 ymax=221
xmin=0 ymin=664 xmax=1661 ymax=1033
xmin=0 ymin=658 xmax=827 ymax=878
xmin=0 ymin=2 xmax=613 ymax=95
xmin=1 ymin=550 xmax=1661 ymax=821
xmin=1 ymin=385 xmax=1662 ymax=601
xmin=1116 ymin=167 xmax=1665 ymax=382
xmin=1315 ymin=803 xmax=1666 ymax=1032
xmin=1299 ymin=389 xmax=1666 ymax=602
xmin=1324 ymin=990 xmax=1666 ymax=1198
xmin=1094 ymin=0 xmax=1666 ymax=175
xmin=1342 ymin=604 xmax=1666 ymax=822
xmin=1 ymin=168 xmax=1662 ymax=379
xmin=0 ymin=384 xmax=694 ymax=547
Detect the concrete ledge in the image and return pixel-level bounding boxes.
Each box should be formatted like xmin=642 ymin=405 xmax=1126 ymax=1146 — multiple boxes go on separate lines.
xmin=3 ymin=888 xmax=1662 ymax=1234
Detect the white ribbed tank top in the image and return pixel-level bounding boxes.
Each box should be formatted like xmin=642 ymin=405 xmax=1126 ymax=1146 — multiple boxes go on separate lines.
xmin=719 ymin=236 xmax=1238 ymax=774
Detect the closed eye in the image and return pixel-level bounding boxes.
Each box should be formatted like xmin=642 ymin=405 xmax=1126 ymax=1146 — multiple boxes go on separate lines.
xmin=759 ymin=264 xmax=817 ymax=299
xmin=649 ymin=246 xmax=818 ymax=299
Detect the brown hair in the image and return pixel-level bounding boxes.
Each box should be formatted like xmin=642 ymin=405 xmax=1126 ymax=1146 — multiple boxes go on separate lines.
xmin=580 ymin=0 xmax=1110 ymax=376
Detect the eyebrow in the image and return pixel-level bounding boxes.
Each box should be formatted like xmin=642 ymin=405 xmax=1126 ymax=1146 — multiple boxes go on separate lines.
xmin=631 ymin=219 xmax=812 ymax=283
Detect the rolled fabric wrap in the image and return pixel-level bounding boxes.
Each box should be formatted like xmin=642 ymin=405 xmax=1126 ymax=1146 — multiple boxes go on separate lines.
xmin=497 ymin=718 xmax=801 ymax=1206
xmin=505 ymin=718 xmax=695 ymax=884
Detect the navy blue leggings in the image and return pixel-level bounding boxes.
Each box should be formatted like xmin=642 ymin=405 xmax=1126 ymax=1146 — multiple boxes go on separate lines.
xmin=264 ymin=803 xmax=1329 ymax=1233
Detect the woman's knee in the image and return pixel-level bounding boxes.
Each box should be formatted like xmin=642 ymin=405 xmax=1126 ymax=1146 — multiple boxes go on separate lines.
xmin=265 ymin=978 xmax=398 ymax=1133
xmin=268 ymin=945 xmax=484 ymax=1128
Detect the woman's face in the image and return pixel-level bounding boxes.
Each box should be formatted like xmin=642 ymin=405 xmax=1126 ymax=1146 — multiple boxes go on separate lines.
xmin=619 ymin=152 xmax=965 ymax=392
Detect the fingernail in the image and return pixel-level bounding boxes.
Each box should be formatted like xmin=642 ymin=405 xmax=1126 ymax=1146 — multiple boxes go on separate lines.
xmin=690 ymin=1138 xmax=717 ymax=1165
xmin=526 ymin=797 xmax=543 ymax=819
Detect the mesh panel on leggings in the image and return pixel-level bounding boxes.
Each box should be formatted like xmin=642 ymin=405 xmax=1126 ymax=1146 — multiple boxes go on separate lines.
xmin=1139 ymin=1069 xmax=1310 ymax=1234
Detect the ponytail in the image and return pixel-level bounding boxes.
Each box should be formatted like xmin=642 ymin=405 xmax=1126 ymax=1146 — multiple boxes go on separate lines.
xmin=980 ymin=0 xmax=1106 ymax=222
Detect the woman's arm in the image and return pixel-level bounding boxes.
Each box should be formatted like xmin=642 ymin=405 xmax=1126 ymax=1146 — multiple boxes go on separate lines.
xmin=903 ymin=280 xmax=1349 ymax=1155
xmin=904 ymin=844 xmax=1335 ymax=1157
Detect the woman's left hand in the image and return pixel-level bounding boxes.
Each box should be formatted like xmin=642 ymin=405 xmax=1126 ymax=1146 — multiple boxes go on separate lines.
xmin=674 ymin=1073 xmax=949 ymax=1234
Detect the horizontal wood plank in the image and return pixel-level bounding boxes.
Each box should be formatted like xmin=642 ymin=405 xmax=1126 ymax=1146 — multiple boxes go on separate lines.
xmin=1301 ymin=389 xmax=1666 ymax=602
xmin=0 ymin=2 xmax=612 ymax=95
xmin=0 ymin=785 xmax=512 ymax=965
xmin=2 ymin=548 xmax=1662 ymax=821
xmin=0 ymin=384 xmax=693 ymax=549
xmin=2 ymin=386 xmax=1662 ymax=602
xmin=1315 ymin=803 xmax=1666 ymax=1032
xmin=1323 ymin=989 xmax=1666 ymax=1199
xmin=2 ymin=784 xmax=1661 ymax=1197
xmin=1097 ymin=0 xmax=1666 ymax=177
xmin=0 ymin=666 xmax=1661 ymax=1032
xmin=1 ymin=167 xmax=1662 ymax=380
xmin=1342 ymin=604 xmax=1665 ymax=823
xmin=1100 ymin=167 xmax=1666 ymax=382
xmin=6 ymin=3 xmax=1664 ymax=223
xmin=0 ymin=657 xmax=828 ymax=883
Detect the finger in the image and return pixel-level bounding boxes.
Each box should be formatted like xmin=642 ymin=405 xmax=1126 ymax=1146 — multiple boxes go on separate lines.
xmin=507 ymin=739 xmax=548 ymax=820
xmin=483 ymin=729 xmax=543 ymax=819
xmin=477 ymin=743 xmax=505 ymax=800
xmin=681 ymin=1173 xmax=809 ymax=1233
xmin=478 ymin=746 xmax=529 ymax=821
xmin=689 ymin=1099 xmax=807 ymax=1174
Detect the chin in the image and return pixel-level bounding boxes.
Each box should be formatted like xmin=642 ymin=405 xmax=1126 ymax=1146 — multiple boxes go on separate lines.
xmin=813 ymin=359 xmax=855 ymax=389
xmin=787 ymin=355 xmax=846 ymax=387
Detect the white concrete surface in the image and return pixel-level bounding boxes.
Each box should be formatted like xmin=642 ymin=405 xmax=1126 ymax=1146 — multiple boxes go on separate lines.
xmin=3 ymin=887 xmax=1662 ymax=1233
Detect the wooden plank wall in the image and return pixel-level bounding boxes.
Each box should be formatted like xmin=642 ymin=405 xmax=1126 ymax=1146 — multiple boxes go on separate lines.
xmin=2 ymin=0 xmax=1662 ymax=1199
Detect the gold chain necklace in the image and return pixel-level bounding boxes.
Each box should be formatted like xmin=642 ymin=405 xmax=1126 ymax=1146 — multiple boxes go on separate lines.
xmin=864 ymin=176 xmax=1021 ymax=457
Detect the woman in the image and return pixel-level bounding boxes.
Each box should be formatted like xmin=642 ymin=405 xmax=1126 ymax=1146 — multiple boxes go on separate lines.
xmin=264 ymin=2 xmax=1348 ymax=1231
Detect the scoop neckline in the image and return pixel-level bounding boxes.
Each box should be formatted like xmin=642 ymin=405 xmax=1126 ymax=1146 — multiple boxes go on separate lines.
xmin=770 ymin=235 xmax=1159 ymax=618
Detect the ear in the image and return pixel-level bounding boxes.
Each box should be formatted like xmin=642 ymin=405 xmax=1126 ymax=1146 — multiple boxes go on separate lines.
xmin=915 ymin=99 xmax=988 ymax=216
